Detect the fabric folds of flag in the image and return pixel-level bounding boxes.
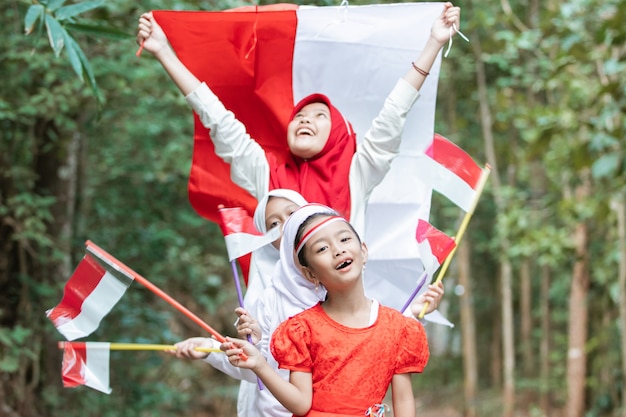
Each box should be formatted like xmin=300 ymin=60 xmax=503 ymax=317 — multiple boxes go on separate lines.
xmin=218 ymin=206 xmax=281 ymax=262
xmin=416 ymin=133 xmax=484 ymax=212
xmin=415 ymin=219 xmax=457 ymax=277
xmin=46 ymin=252 xmax=134 ymax=341
xmin=153 ymin=4 xmax=441 ymax=226
xmin=61 ymin=341 xmax=112 ymax=394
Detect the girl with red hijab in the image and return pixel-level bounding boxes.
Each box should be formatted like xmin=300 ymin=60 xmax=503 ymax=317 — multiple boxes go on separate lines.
xmin=136 ymin=3 xmax=462 ymax=237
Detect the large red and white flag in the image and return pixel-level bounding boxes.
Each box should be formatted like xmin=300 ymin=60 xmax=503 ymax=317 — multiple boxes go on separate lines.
xmin=153 ymin=3 xmax=444 ymax=310
xmin=416 ymin=133 xmax=485 ymax=212
xmin=415 ymin=219 xmax=456 ymax=277
xmin=46 ymin=252 xmax=134 ymax=341
xmin=60 ymin=341 xmax=112 ymax=394
xmin=217 ymin=206 xmax=280 ymax=262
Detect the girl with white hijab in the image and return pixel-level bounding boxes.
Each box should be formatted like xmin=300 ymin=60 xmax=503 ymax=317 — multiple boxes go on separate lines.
xmin=172 ymin=189 xmax=307 ymax=417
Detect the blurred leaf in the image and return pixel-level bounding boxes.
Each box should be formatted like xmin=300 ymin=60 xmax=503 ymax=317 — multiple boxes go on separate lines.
xmin=24 ymin=4 xmax=44 ymax=35
xmin=61 ymin=30 xmax=83 ymax=82
xmin=44 ymin=14 xmax=65 ymax=57
xmin=47 ymin=0 xmax=68 ymax=12
xmin=591 ymin=153 xmax=620 ymax=179
xmin=56 ymin=0 xmax=105 ymax=21
xmin=66 ymin=23 xmax=133 ymax=40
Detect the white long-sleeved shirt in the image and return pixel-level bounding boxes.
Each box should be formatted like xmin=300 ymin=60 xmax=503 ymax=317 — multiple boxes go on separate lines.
xmin=185 ymin=77 xmax=420 ymax=238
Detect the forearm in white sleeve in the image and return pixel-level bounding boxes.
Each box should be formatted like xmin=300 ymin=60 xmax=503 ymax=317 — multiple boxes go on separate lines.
xmin=185 ymin=83 xmax=270 ymax=199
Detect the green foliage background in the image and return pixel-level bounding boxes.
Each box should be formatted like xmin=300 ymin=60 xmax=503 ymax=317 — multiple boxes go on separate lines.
xmin=0 ymin=0 xmax=624 ymax=416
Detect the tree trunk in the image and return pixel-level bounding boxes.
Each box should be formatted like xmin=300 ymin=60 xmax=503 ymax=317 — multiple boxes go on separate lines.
xmin=566 ymin=174 xmax=591 ymax=417
xmin=520 ymin=258 xmax=533 ymax=415
xmin=469 ymin=10 xmax=515 ymax=415
xmin=0 ymin=115 xmax=80 ymax=416
xmin=612 ymin=193 xmax=626 ymax=417
xmin=458 ymin=242 xmax=477 ymax=417
xmin=520 ymin=258 xmax=533 ymax=378
xmin=539 ymin=264 xmax=552 ymax=416
xmin=501 ymin=260 xmax=516 ymax=417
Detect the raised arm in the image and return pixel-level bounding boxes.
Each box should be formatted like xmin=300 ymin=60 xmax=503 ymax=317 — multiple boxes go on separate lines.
xmin=403 ymin=2 xmax=462 ymax=91
xmin=136 ymin=12 xmax=271 ymax=200
xmin=137 ymin=12 xmax=201 ymax=96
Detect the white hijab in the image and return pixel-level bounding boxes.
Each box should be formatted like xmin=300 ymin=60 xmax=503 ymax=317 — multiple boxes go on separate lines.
xmin=271 ymin=204 xmax=335 ymax=319
xmin=245 ymin=189 xmax=308 ymax=309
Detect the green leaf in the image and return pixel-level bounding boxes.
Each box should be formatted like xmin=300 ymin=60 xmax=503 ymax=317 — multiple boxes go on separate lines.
xmin=61 ymin=30 xmax=83 ymax=82
xmin=47 ymin=0 xmax=67 ymax=12
xmin=44 ymin=14 xmax=66 ymax=57
xmin=66 ymin=35 xmax=104 ymax=104
xmin=66 ymin=23 xmax=133 ymax=40
xmin=56 ymin=0 xmax=106 ymax=21
xmin=24 ymin=4 xmax=44 ymax=35
xmin=591 ymin=153 xmax=619 ymax=178
xmin=0 ymin=357 xmax=19 ymax=373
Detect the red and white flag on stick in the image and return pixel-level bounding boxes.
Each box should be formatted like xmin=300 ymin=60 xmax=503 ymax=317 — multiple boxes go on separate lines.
xmin=415 ymin=135 xmax=491 ymax=318
xmin=60 ymin=341 xmax=112 ymax=394
xmin=48 ymin=242 xmax=233 ymax=355
xmin=415 ymin=219 xmax=457 ymax=277
xmin=217 ymin=206 xmax=280 ymax=262
xmin=46 ymin=253 xmax=134 ymax=341
xmin=416 ymin=133 xmax=486 ymax=212
xmin=399 ymin=220 xmax=456 ymax=317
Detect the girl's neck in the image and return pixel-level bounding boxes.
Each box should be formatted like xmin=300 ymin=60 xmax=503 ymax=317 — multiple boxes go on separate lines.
xmin=322 ymin=291 xmax=372 ymax=328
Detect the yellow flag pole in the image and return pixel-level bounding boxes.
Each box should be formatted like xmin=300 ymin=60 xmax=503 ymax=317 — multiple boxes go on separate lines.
xmin=418 ymin=164 xmax=491 ymax=319
xmin=58 ymin=341 xmax=222 ymax=353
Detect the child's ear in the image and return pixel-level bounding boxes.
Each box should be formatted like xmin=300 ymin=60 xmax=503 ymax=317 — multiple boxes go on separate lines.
xmin=301 ymin=267 xmax=318 ymax=285
xmin=361 ymin=242 xmax=368 ymax=264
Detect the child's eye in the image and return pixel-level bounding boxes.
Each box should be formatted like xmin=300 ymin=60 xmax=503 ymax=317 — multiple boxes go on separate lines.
xmin=270 ymin=220 xmax=280 ymax=228
xmin=340 ymin=236 xmax=351 ymax=243
xmin=315 ymin=245 xmax=328 ymax=254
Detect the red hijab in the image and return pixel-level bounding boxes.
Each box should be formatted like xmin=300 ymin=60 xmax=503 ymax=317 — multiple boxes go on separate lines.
xmin=269 ymin=94 xmax=357 ymax=220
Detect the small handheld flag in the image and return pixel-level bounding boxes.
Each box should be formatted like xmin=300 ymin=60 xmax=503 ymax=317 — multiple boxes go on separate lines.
xmin=416 ymin=133 xmax=484 ymax=212
xmin=46 ymin=253 xmax=134 ymax=341
xmin=59 ymin=342 xmax=222 ymax=394
xmin=61 ymin=341 xmax=112 ymax=394
xmin=218 ymin=205 xmax=278 ymax=389
xmin=400 ymin=220 xmax=456 ymax=313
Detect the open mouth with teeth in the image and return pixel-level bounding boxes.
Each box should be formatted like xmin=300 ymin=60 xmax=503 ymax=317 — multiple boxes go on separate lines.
xmin=336 ymin=260 xmax=352 ymax=270
xmin=296 ymin=127 xmax=314 ymax=136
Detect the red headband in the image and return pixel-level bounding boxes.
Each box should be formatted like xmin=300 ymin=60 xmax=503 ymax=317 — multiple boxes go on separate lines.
xmin=295 ymin=216 xmax=345 ymax=255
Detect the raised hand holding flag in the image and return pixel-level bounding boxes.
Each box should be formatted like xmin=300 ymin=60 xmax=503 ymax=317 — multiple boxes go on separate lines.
xmin=400 ymin=219 xmax=456 ymax=314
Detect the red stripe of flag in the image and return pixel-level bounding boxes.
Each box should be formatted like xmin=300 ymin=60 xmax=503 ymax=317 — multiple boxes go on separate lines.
xmin=61 ymin=341 xmax=87 ymax=388
xmin=154 ymin=8 xmax=299 ymax=223
xmin=427 ymin=134 xmax=482 ymax=189
xmin=47 ymin=255 xmax=105 ymax=323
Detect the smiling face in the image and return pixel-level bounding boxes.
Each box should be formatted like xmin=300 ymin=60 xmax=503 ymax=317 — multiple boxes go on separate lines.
xmin=265 ymin=196 xmax=301 ymax=249
xmin=297 ymin=216 xmax=367 ymax=291
xmin=286 ymin=102 xmax=332 ymax=160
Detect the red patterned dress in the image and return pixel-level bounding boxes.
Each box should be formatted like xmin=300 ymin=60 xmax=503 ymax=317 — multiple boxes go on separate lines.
xmin=270 ymin=302 xmax=429 ymax=417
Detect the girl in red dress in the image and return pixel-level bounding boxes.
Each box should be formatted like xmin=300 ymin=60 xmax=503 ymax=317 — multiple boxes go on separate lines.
xmin=224 ymin=204 xmax=429 ymax=417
